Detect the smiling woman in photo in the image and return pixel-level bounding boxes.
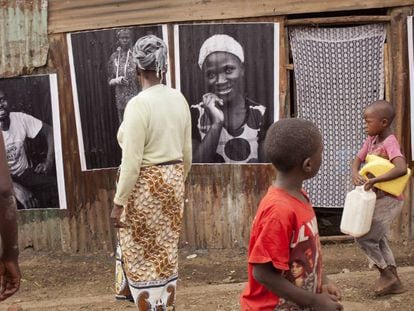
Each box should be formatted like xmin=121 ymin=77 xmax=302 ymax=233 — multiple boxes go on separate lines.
xmin=191 ymin=34 xmax=267 ymax=163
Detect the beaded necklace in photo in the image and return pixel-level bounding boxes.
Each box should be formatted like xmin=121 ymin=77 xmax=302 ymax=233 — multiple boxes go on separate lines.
xmin=115 ymin=48 xmax=131 ymax=78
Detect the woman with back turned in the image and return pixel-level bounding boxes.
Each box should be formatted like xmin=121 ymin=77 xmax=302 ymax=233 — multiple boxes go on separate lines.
xmin=110 ymin=35 xmax=192 ymax=310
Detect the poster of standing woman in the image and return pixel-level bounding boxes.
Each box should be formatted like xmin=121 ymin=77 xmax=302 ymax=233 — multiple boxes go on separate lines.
xmin=0 ymin=74 xmax=66 ymax=209
xmin=67 ymin=25 xmax=169 ymax=171
xmin=174 ymin=23 xmax=279 ymax=164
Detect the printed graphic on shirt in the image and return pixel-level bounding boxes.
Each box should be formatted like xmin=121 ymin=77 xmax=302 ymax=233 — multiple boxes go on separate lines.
xmin=5 ymin=140 xmax=25 ymax=170
xmin=275 ymin=217 xmax=322 ymax=311
xmin=5 ymin=142 xmax=19 ymax=161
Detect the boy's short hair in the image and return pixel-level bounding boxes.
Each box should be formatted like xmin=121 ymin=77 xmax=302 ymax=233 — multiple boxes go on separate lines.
xmin=366 ymin=100 xmax=395 ymax=123
xmin=264 ymin=118 xmax=322 ymax=172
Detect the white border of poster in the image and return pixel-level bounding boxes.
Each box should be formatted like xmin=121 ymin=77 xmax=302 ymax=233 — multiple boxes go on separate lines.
xmin=67 ymin=24 xmax=170 ymax=171
xmin=174 ymin=22 xmax=280 ymax=164
xmin=0 ymin=73 xmax=66 ymax=209
xmin=50 ymin=74 xmax=67 ymax=209
xmin=67 ymin=34 xmax=87 ymax=171
xmin=408 ymin=16 xmax=414 ymax=159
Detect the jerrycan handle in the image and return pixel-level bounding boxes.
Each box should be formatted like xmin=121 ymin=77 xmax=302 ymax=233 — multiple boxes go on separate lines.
xmin=355 ymin=185 xmax=373 ymax=193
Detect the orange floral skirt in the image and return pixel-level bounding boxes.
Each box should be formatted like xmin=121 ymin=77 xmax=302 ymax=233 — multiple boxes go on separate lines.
xmin=116 ymin=164 xmax=185 ymax=310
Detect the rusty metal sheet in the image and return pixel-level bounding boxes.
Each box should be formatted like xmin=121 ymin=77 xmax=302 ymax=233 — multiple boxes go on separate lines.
xmin=0 ymin=0 xmax=49 ymax=78
xmin=182 ymin=165 xmax=276 ymax=249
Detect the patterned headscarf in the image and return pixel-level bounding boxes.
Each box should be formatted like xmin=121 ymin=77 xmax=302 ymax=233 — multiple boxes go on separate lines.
xmin=132 ymin=34 xmax=168 ymax=79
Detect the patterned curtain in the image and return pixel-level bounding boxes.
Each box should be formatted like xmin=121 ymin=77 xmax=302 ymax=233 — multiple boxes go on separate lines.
xmin=290 ymin=25 xmax=386 ymax=207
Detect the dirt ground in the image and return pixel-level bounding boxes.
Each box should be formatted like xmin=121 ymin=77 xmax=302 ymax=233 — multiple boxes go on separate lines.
xmin=1 ymin=240 xmax=414 ymax=310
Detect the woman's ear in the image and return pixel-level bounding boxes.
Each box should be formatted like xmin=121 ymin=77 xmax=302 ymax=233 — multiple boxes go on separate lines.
xmin=302 ymin=157 xmax=312 ymax=173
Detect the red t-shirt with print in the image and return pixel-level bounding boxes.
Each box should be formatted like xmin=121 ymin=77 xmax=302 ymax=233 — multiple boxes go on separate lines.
xmin=240 ymin=187 xmax=323 ymax=311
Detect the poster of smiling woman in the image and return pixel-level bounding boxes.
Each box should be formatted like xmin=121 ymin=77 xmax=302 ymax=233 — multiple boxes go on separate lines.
xmin=0 ymin=74 xmax=66 ymax=209
xmin=174 ymin=23 xmax=279 ymax=164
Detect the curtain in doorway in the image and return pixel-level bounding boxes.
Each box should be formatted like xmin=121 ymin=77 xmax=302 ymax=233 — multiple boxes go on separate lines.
xmin=290 ymin=24 xmax=386 ymax=207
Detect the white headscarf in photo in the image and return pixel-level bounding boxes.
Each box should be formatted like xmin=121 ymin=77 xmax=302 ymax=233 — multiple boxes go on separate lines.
xmin=198 ymin=34 xmax=244 ymax=69
xmin=133 ymin=34 xmax=168 ymax=79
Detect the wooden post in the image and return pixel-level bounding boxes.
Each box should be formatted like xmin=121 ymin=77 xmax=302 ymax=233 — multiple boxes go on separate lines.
xmin=320 ymin=235 xmax=354 ymax=244
xmin=389 ymin=7 xmax=413 ymax=240
xmin=279 ymin=17 xmax=289 ymax=119
xmin=384 ymin=43 xmax=391 ymax=102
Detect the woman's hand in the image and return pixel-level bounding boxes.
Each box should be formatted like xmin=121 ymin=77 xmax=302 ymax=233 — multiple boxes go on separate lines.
xmin=120 ymin=77 xmax=129 ymax=86
xmin=109 ymin=77 xmax=124 ymax=86
xmin=110 ymin=204 xmax=125 ymax=228
xmin=202 ymin=93 xmax=224 ymax=125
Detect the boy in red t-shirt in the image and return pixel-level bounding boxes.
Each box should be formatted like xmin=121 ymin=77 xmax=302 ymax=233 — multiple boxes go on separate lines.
xmin=240 ymin=118 xmax=342 ymax=311
xmin=351 ymin=100 xmax=407 ymax=296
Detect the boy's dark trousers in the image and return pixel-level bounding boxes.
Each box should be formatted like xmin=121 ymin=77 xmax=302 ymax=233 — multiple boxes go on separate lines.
xmin=355 ymin=195 xmax=403 ymax=269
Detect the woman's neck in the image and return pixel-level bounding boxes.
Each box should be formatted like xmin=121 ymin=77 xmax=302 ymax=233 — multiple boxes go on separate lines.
xmin=221 ymin=94 xmax=247 ymax=133
xmin=223 ymin=93 xmax=244 ymax=108
xmin=140 ymin=75 xmax=161 ymax=90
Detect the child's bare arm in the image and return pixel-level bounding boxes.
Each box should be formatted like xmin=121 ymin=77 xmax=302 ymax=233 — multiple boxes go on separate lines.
xmin=351 ymin=157 xmax=366 ymax=186
xmin=364 ymin=156 xmax=407 ymax=190
xmin=379 ymin=156 xmax=407 ymax=181
xmin=253 ymin=263 xmax=343 ymax=311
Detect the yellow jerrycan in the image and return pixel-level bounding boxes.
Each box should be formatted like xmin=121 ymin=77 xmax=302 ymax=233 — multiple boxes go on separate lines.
xmin=359 ymin=154 xmax=411 ymax=197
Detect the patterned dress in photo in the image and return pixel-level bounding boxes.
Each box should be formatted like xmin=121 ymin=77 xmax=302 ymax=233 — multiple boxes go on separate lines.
xmin=191 ymin=97 xmax=266 ymax=163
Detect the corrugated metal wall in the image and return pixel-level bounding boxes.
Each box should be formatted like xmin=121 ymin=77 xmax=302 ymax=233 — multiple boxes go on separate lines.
xmin=0 ymin=0 xmax=48 ymax=77
xmin=14 ymin=2 xmax=414 ymax=252
xmin=18 ymin=22 xmax=282 ymax=251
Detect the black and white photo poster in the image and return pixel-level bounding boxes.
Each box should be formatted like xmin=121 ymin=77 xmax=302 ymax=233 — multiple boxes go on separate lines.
xmin=174 ymin=23 xmax=279 ymax=164
xmin=408 ymin=16 xmax=414 ymax=159
xmin=67 ymin=25 xmax=170 ymax=171
xmin=0 ymin=74 xmax=66 ymax=209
